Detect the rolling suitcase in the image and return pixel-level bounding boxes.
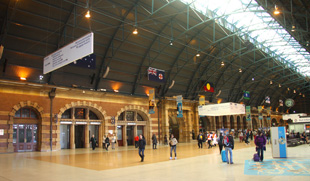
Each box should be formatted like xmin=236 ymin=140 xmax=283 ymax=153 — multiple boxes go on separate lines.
xmin=221 ymin=150 xmax=227 ymax=162
xmin=253 ymin=153 xmax=260 ymax=162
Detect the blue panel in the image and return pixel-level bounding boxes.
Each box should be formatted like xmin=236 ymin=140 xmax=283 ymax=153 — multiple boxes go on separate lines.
xmin=278 ymin=127 xmax=287 ymax=158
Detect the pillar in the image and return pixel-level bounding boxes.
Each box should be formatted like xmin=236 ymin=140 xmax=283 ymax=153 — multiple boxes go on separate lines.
xmin=70 ymin=124 xmax=75 ymax=149
xmin=85 ymin=124 xmax=89 ymax=148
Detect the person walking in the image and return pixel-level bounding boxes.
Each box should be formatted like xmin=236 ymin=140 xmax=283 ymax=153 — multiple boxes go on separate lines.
xmin=250 ymin=130 xmax=253 ymax=141
xmin=169 ymin=134 xmax=178 ymax=160
xmin=90 ymin=134 xmax=97 ymax=150
xmin=245 ymin=130 xmax=250 ymax=145
xmin=164 ymin=135 xmax=168 ymax=145
xmin=111 ymin=134 xmax=116 ymax=149
xmin=266 ymin=130 xmax=271 ymax=144
xmin=223 ymin=132 xmax=234 ymax=164
xmin=255 ymin=131 xmax=267 ymax=162
xmin=138 ymin=134 xmax=146 ymax=162
xmin=197 ymin=132 xmax=204 ymax=148
xmin=134 ymin=135 xmax=139 ymax=148
xmin=217 ymin=133 xmax=224 ymax=154
xmin=207 ymin=132 xmax=213 ymax=149
xmin=239 ymin=131 xmax=243 ymax=143
xmin=105 ymin=135 xmax=110 ymax=151
xmin=152 ymin=134 xmax=157 ymax=149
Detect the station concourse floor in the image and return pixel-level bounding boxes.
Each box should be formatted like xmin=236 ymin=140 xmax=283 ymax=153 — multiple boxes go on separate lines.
xmin=0 ymin=140 xmax=309 ymax=181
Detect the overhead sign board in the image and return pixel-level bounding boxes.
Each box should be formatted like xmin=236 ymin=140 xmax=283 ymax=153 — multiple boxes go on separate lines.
xmin=43 ymin=32 xmax=94 ymax=74
xmin=198 ymin=102 xmax=245 ymax=116
xmin=282 ymin=113 xmax=307 ymax=121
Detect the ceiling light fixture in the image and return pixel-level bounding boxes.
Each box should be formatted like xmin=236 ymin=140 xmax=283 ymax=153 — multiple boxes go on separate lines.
xmin=20 ymin=77 xmax=26 ymax=81
xmin=270 ymin=80 xmax=273 ymax=84
xmin=252 ymin=77 xmax=255 ymax=81
xmin=287 ymin=87 xmax=290 ymax=91
xmin=196 ymin=52 xmax=200 ymax=57
xmin=114 ymin=89 xmax=119 ymax=93
xmin=39 ymin=75 xmax=43 ymax=80
xmin=239 ymin=68 xmax=242 ymax=73
xmin=274 ymin=5 xmax=280 ymax=15
xmin=169 ymin=40 xmax=173 ymax=46
xmin=279 ymin=84 xmax=281 ymax=88
xmin=291 ymin=25 xmax=295 ymax=32
xmin=294 ymin=90 xmax=296 ymax=93
xmin=85 ymin=10 xmax=91 ymax=18
xmin=221 ymin=61 xmax=225 ymax=66
xmin=133 ymin=28 xmax=138 ymax=35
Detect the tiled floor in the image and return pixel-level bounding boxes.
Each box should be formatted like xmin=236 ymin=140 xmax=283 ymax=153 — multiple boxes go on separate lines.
xmin=0 ymin=141 xmax=309 ymax=181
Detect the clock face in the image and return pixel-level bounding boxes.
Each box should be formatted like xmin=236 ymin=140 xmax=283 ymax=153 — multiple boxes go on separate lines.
xmin=285 ymin=99 xmax=295 ymax=107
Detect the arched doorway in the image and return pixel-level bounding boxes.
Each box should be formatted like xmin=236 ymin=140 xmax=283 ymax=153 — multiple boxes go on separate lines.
xmin=230 ymin=115 xmax=234 ymax=129
xmin=271 ymin=118 xmax=278 ymax=127
xmin=215 ymin=116 xmax=220 ymax=129
xmin=252 ymin=118 xmax=258 ymax=130
xmin=223 ymin=116 xmax=227 ymax=128
xmin=243 ymin=117 xmax=247 ymax=130
xmin=237 ymin=116 xmax=241 ymax=130
xmin=117 ymin=110 xmax=149 ymax=146
xmin=13 ymin=107 xmax=40 ymax=152
xmin=59 ymin=107 xmax=104 ymax=149
xmin=169 ymin=116 xmax=179 ymax=141
xmin=200 ymin=117 xmax=211 ymax=132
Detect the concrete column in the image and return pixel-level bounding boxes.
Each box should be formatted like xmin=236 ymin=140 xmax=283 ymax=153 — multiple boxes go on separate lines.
xmin=70 ymin=124 xmax=75 ymax=149
xmin=123 ymin=125 xmax=127 ymax=146
xmin=98 ymin=124 xmax=103 ymax=148
xmin=85 ymin=124 xmax=89 ymax=148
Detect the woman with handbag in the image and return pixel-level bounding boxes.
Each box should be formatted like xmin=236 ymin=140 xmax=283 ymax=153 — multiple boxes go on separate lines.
xmin=254 ymin=131 xmax=267 ymax=161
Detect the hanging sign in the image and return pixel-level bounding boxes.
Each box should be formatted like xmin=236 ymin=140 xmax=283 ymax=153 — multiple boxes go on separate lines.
xmin=246 ymin=106 xmax=251 ymax=121
xmin=199 ymin=95 xmax=205 ymax=106
xmin=149 ymin=88 xmax=155 ymax=114
xmin=258 ymin=106 xmax=263 ymax=120
xmin=176 ymin=95 xmax=183 ymax=118
xmin=43 ymin=32 xmax=94 ymax=74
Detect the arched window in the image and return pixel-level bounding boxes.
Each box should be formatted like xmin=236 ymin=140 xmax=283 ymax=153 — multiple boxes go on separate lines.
xmin=137 ymin=113 xmax=143 ymax=121
xmin=118 ymin=112 xmax=124 ymax=121
xmin=61 ymin=109 xmax=72 ymax=119
xmin=89 ymin=110 xmax=99 ymax=120
xmin=14 ymin=107 xmax=38 ymax=119
xmin=126 ymin=111 xmax=134 ymax=121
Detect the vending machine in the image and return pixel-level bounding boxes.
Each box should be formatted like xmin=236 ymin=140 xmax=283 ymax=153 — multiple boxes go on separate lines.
xmin=270 ymin=127 xmax=287 ymax=158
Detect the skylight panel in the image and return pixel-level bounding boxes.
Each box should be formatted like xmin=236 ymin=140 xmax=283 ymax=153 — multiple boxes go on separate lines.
xmin=181 ymin=0 xmax=310 ymax=76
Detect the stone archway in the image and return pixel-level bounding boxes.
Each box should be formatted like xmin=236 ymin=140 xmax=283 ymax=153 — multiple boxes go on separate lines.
xmin=223 ymin=116 xmax=228 ymax=128
xmin=215 ymin=116 xmax=220 ymax=129
xmin=8 ymin=101 xmax=45 ymax=152
xmin=252 ymin=118 xmax=258 ymax=130
xmin=230 ymin=115 xmax=235 ymax=129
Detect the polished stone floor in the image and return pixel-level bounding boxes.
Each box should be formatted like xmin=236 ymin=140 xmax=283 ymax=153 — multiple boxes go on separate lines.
xmin=0 ymin=140 xmax=309 ymax=181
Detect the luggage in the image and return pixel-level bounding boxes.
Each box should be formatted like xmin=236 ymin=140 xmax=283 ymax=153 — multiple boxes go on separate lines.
xmin=253 ymin=153 xmax=260 ymax=162
xmin=221 ymin=150 xmax=227 ymax=162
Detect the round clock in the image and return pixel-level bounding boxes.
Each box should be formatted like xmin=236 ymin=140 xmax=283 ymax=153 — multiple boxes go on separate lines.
xmin=285 ymin=98 xmax=295 ymax=107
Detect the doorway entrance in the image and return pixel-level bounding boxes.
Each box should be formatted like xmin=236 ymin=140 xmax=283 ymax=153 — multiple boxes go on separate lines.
xmin=117 ymin=126 xmax=123 ymax=146
xmin=127 ymin=126 xmax=134 ymax=146
xmin=60 ymin=125 xmax=70 ymax=149
xmin=75 ymin=125 xmax=85 ymax=148
xmin=13 ymin=124 xmax=38 ymax=152
xmin=89 ymin=125 xmax=99 ymax=147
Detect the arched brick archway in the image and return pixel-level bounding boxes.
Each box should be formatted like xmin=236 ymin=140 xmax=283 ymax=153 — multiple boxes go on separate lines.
xmin=230 ymin=115 xmax=235 ymax=129
xmin=237 ymin=116 xmax=241 ymax=130
xmin=115 ymin=105 xmax=152 ymax=146
xmin=242 ymin=116 xmax=247 ymax=130
xmin=8 ymin=101 xmax=45 ymax=152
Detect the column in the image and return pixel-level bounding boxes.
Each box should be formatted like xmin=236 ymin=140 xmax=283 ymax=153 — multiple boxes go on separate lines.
xmin=123 ymin=125 xmax=127 ymax=146
xmin=98 ymin=124 xmax=103 ymax=148
xmin=70 ymin=124 xmax=75 ymax=149
xmin=85 ymin=124 xmax=89 ymax=148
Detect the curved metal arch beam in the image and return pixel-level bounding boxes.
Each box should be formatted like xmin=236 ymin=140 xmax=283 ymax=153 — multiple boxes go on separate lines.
xmin=94 ymin=0 xmax=139 ymax=90
xmin=131 ymin=6 xmax=191 ymax=95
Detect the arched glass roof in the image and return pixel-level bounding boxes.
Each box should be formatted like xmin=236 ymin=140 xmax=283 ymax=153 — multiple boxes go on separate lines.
xmin=181 ymin=0 xmax=310 ymax=76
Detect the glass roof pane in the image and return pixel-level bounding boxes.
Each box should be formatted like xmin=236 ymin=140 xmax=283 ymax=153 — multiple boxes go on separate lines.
xmin=181 ymin=0 xmax=310 ymax=76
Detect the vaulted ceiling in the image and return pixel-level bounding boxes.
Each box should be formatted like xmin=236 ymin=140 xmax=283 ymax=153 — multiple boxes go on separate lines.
xmin=0 ymin=0 xmax=309 ymax=113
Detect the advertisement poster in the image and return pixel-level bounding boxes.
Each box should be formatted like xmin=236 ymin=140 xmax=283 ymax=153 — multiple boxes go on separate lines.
xmin=176 ymin=95 xmax=183 ymax=118
xmin=267 ymin=107 xmax=271 ymax=120
xmin=246 ymin=106 xmax=251 ymax=121
xmin=148 ymin=89 xmax=155 ymax=114
xmin=199 ymin=95 xmax=205 ymax=106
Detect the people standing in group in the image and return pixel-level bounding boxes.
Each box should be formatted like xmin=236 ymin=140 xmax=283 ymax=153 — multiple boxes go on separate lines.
xmin=164 ymin=135 xmax=168 ymax=145
xmin=134 ymin=135 xmax=139 ymax=148
xmin=90 ymin=134 xmax=97 ymax=150
xmin=105 ymin=135 xmax=110 ymax=151
xmin=217 ymin=133 xmax=224 ymax=154
xmin=239 ymin=131 xmax=243 ymax=143
xmin=152 ymin=134 xmax=157 ymax=149
xmin=223 ymin=132 xmax=234 ymax=164
xmin=169 ymin=134 xmax=178 ymax=160
xmin=138 ymin=134 xmax=146 ymax=162
xmin=254 ymin=131 xmax=267 ymax=162
xmin=208 ymin=132 xmax=213 ymax=149
xmin=197 ymin=132 xmax=204 ymax=148
xmin=111 ymin=134 xmax=116 ymax=149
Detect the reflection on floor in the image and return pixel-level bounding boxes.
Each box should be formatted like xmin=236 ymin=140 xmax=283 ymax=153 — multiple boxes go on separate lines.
xmin=0 ymin=140 xmax=309 ymax=181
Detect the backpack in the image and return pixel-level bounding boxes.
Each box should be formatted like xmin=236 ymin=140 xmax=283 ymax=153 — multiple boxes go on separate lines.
xmin=223 ymin=136 xmax=231 ymax=147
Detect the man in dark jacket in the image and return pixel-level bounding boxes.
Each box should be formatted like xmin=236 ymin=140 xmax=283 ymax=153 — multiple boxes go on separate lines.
xmin=138 ymin=134 xmax=146 ymax=162
xmin=223 ymin=132 xmax=234 ymax=164
xmin=255 ymin=131 xmax=267 ymax=161
xmin=152 ymin=134 xmax=157 ymax=149
xmin=89 ymin=134 xmax=96 ymax=150
xmin=197 ymin=132 xmax=204 ymax=148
